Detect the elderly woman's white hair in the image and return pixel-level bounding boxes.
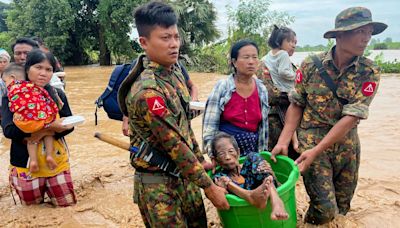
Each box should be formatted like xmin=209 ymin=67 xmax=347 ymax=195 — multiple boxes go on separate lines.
xmin=0 ymin=48 xmax=11 ymax=62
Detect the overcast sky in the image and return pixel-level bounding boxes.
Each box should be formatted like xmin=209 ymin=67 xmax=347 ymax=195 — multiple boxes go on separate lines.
xmin=211 ymin=0 xmax=399 ymax=46
xmin=1 ymin=0 xmax=398 ymax=46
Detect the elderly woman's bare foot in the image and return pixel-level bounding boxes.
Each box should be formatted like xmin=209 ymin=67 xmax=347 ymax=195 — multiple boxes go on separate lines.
xmin=248 ymin=177 xmax=272 ymax=209
xmin=270 ymin=195 xmax=289 ymax=220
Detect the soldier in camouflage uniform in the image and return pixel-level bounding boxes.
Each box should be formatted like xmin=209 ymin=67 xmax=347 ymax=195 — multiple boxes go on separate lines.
xmin=270 ymin=7 xmax=387 ymax=224
xmin=117 ymin=2 xmax=229 ymax=227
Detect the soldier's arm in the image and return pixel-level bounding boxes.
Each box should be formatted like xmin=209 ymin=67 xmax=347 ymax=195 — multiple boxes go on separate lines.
xmin=312 ymin=64 xmax=380 ymax=158
xmin=271 ymin=59 xmax=309 ymax=162
xmin=295 ymin=62 xmax=380 ymax=172
xmin=342 ymin=63 xmax=380 ymax=119
xmin=189 ymin=126 xmax=205 ymax=162
xmin=316 ymin=63 xmax=380 ymax=154
xmin=133 ymin=90 xmax=213 ymax=189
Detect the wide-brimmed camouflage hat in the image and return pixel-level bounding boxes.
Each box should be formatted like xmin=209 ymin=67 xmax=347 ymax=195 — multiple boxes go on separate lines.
xmin=324 ymin=7 xmax=387 ymax=39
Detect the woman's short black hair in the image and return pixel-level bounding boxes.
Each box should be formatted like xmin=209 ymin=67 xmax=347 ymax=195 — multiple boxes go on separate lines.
xmin=24 ymin=49 xmax=57 ymax=78
xmin=134 ymin=1 xmax=177 ymax=38
xmin=211 ymin=132 xmax=239 ymax=158
xmin=230 ymin=39 xmax=259 ymax=72
xmin=24 ymin=49 xmax=60 ymax=107
xmin=267 ymin=25 xmax=296 ymax=49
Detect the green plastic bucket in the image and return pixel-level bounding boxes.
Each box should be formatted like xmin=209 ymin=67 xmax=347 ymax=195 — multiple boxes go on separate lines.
xmin=209 ymin=151 xmax=299 ymax=228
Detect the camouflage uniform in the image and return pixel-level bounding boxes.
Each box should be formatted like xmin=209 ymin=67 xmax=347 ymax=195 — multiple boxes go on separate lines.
xmin=118 ymin=55 xmax=212 ymax=227
xmin=290 ymin=47 xmax=380 ymax=224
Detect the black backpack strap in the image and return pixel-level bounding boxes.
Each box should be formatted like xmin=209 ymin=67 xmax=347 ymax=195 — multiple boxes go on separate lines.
xmin=311 ymin=55 xmax=348 ymax=105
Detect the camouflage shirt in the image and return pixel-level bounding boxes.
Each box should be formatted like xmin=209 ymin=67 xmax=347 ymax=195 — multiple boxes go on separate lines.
xmin=123 ymin=56 xmax=212 ymax=189
xmin=290 ymin=46 xmax=380 ymax=129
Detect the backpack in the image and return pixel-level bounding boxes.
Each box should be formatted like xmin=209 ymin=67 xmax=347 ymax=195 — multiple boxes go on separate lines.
xmin=95 ymin=60 xmax=135 ymax=124
xmin=95 ymin=59 xmax=192 ymax=125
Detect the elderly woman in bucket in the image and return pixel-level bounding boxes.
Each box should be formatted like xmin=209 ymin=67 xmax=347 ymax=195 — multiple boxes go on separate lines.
xmin=211 ymin=132 xmax=288 ymax=220
xmin=271 ymin=7 xmax=387 ymax=225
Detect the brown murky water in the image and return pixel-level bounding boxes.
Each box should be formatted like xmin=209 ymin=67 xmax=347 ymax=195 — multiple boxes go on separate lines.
xmin=1 ymin=67 xmax=399 ymax=227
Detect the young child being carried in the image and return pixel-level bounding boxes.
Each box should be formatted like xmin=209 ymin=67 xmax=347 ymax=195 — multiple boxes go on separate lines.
xmin=211 ymin=132 xmax=288 ymax=220
xmin=2 ymin=63 xmax=59 ymax=173
xmin=262 ymin=25 xmax=299 ymax=154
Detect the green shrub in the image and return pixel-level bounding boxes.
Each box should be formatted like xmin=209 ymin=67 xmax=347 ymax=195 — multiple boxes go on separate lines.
xmin=373 ymin=43 xmax=388 ymax=50
xmin=188 ymin=42 xmax=230 ymax=74
xmin=378 ymin=61 xmax=400 ymax=73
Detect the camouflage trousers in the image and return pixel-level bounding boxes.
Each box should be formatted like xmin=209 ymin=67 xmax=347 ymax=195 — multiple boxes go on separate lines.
xmin=298 ymin=127 xmax=360 ymax=225
xmin=268 ymin=114 xmax=300 ymax=160
xmin=133 ymin=172 xmax=207 ymax=228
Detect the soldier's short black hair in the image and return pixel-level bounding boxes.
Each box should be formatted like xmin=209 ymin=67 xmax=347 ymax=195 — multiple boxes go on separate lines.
xmin=134 ymin=1 xmax=177 ymax=38
xmin=211 ymin=132 xmax=239 ymax=158
xmin=230 ymin=39 xmax=259 ymax=73
xmin=267 ymin=25 xmax=296 ymax=49
xmin=11 ymin=37 xmax=39 ymax=53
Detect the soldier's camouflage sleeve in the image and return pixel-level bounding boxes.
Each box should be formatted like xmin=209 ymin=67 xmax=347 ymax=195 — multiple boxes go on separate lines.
xmin=342 ymin=62 xmax=380 ymax=119
xmin=132 ymin=89 xmax=213 ymax=189
xmin=289 ymin=57 xmax=311 ymax=107
xmin=189 ymin=126 xmax=205 ymax=162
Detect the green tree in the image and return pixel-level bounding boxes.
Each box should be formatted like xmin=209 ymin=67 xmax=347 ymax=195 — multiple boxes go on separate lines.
xmin=373 ymin=42 xmax=388 ymax=50
xmin=171 ymin=0 xmax=220 ymax=55
xmin=0 ymin=32 xmax=13 ymax=53
xmin=6 ymin=0 xmax=74 ymax=63
xmin=227 ymin=0 xmax=294 ymax=55
xmin=0 ymin=2 xmax=10 ymax=32
xmin=98 ymin=0 xmax=145 ymax=64
xmin=68 ymin=0 xmax=144 ymax=65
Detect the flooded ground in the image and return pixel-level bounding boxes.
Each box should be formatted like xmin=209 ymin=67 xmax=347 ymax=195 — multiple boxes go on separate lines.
xmin=1 ymin=66 xmax=399 ymax=227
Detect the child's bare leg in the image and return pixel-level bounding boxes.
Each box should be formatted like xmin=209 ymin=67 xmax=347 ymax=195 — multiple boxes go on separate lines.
xmin=44 ymin=136 xmax=57 ymax=170
xmin=27 ymin=142 xmax=39 ymax=173
xmin=269 ymin=181 xmax=289 ymax=220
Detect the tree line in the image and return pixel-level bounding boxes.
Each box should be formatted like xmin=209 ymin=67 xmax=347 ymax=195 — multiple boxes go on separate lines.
xmin=0 ymin=0 xmax=292 ymax=68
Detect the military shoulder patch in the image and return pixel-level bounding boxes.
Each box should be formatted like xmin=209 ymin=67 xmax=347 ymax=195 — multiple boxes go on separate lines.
xmin=361 ymin=82 xmax=376 ymax=96
xmin=295 ymin=69 xmax=303 ymax=83
xmin=146 ymin=96 xmax=166 ymax=116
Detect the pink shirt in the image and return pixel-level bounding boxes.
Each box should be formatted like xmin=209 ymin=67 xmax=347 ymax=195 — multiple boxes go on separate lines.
xmin=222 ymin=86 xmax=262 ymax=132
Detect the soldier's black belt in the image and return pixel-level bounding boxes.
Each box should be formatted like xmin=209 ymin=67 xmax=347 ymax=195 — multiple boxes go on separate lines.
xmin=134 ymin=172 xmax=177 ymax=184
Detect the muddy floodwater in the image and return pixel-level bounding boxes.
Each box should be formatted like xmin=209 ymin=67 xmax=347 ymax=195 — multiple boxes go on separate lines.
xmin=1 ymin=66 xmax=400 ymax=227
